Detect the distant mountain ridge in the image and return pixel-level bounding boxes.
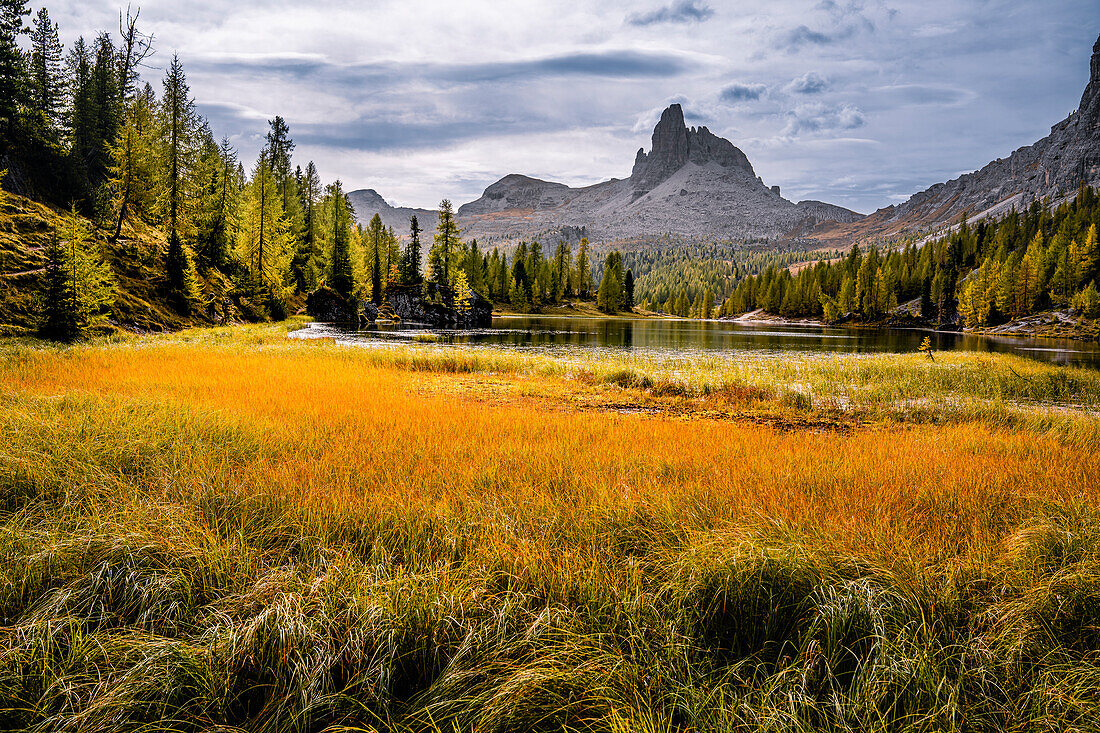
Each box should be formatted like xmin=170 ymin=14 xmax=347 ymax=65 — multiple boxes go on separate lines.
xmin=349 ymin=104 xmax=862 ymax=244
xmin=346 ymin=189 xmax=437 ymax=235
xmin=814 ymin=33 xmax=1100 ymax=243
xmin=456 ymin=104 xmax=862 ymax=244
xmin=350 ymin=33 xmax=1100 ymax=248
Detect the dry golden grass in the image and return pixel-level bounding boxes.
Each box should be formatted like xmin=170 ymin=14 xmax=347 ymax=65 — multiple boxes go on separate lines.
xmin=3 ymin=324 xmax=1100 ymax=731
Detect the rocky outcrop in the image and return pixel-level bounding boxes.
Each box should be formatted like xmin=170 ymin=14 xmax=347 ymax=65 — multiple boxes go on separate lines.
xmin=385 ymin=284 xmax=492 ymax=327
xmin=306 ymin=286 xmax=358 ymax=323
xmin=816 ymin=33 xmax=1100 ymax=243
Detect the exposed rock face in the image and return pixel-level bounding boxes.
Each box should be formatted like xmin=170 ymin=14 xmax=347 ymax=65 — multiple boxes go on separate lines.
xmin=346 ymin=188 xmax=438 ymax=236
xmin=631 ymin=104 xmax=753 ymax=197
xmin=456 ymin=103 xmax=862 ymax=244
xmin=306 ymin=286 xmax=358 ymax=323
xmin=816 ymin=33 xmax=1100 ymax=243
xmin=386 ymin=284 xmax=492 ymax=327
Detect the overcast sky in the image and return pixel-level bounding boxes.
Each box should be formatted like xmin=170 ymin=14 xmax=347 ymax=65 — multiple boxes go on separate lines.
xmin=46 ymin=1 xmax=1099 ymax=213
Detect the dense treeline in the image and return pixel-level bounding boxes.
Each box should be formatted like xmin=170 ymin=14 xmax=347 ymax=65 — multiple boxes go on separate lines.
xmin=0 ymin=1 xmax=488 ymax=337
xmin=628 ymin=245 xmax=837 ymax=318
xmin=725 ymin=186 xmax=1100 ymax=325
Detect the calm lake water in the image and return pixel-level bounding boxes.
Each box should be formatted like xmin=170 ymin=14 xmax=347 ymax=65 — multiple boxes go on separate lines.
xmin=291 ymin=316 xmax=1100 ymax=369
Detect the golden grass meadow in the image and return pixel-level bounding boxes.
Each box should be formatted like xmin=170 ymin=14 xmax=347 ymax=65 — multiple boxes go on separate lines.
xmin=3 ymin=321 xmax=1100 ymax=731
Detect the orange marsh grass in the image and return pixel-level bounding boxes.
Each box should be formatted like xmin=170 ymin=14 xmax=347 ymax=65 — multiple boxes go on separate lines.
xmin=4 ymin=328 xmax=1098 ymax=566
xmin=3 ymin=324 xmax=1100 ymax=731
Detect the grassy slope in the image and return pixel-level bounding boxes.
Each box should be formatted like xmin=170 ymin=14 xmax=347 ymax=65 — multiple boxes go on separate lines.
xmin=2 ymin=326 xmax=1100 ymax=730
xmin=0 ymin=192 xmax=237 ymax=336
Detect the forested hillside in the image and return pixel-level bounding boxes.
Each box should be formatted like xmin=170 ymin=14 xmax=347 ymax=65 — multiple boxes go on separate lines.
xmin=0 ymin=2 xmax=419 ymax=337
xmin=626 ymin=243 xmax=837 ymax=316
xmin=722 ymin=185 xmax=1100 ymax=327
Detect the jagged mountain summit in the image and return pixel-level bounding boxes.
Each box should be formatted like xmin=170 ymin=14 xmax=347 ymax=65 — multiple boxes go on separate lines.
xmin=816 ymin=33 xmax=1100 ymax=243
xmin=456 ymin=103 xmax=862 ymax=244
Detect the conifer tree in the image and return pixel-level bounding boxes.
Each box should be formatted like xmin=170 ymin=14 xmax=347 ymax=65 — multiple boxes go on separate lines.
xmin=429 ymin=199 xmax=460 ymax=287
xmin=464 ymin=238 xmax=482 ymax=292
xmin=158 ymin=54 xmax=201 ymax=311
xmin=1081 ymin=223 xmax=1099 ymax=285
xmin=237 ymin=153 xmax=291 ymax=309
xmin=403 ymin=215 xmax=422 ymax=285
xmin=326 ymin=180 xmax=354 ymax=300
xmin=596 ymin=251 xmax=623 ymax=314
xmin=367 ymin=213 xmax=384 ymax=304
xmin=453 ymin=270 xmax=472 ymax=317
xmin=108 ymin=83 xmax=157 ymax=241
xmin=0 ymin=0 xmax=28 ymax=155
xmin=510 ymin=256 xmax=530 ymax=308
xmin=294 ymin=160 xmax=322 ymax=288
xmin=264 ymin=116 xmax=295 ymax=207
xmin=86 ymin=33 xmax=120 ymax=188
xmin=574 ymin=238 xmax=592 ymax=298
xmin=39 ymin=210 xmax=115 ymax=340
xmin=194 ymin=133 xmax=239 ymax=271
xmin=494 ymin=251 xmax=509 ymax=302
xmin=66 ymin=37 xmax=95 ymax=177
xmin=116 ymin=7 xmax=153 ymax=103
xmin=1073 ymin=281 xmax=1100 ymax=318
xmin=27 ymin=7 xmax=64 ymax=130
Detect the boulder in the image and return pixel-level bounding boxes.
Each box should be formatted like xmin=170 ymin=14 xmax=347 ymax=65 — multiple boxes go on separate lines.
xmin=306 ymin=286 xmax=358 ymax=323
xmin=361 ymin=302 xmax=379 ymax=323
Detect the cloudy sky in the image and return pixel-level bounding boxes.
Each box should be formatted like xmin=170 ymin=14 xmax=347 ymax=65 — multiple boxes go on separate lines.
xmin=47 ymin=1 xmax=1098 ymax=213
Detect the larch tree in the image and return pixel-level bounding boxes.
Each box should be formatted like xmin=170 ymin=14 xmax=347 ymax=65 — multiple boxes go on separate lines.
xmin=108 ymin=82 xmax=157 ymax=242
xmin=237 ymin=152 xmax=291 ymax=306
xmin=39 ymin=209 xmax=115 ymax=341
xmin=1081 ymin=223 xmax=1098 ymax=285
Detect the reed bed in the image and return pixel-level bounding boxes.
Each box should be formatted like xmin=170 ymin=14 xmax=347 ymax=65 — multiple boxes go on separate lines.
xmin=1 ymin=323 xmax=1100 ymax=731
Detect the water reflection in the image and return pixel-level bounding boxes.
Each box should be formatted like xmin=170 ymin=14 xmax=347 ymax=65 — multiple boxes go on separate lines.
xmin=291 ymin=316 xmax=1100 ymax=369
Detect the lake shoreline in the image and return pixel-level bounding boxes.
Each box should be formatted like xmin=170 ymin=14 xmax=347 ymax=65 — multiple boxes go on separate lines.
xmin=729 ymin=308 xmax=1100 ymax=344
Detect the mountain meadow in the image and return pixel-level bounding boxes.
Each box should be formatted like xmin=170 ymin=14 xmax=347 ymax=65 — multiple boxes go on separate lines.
xmin=3 ymin=2 xmax=1100 ymax=732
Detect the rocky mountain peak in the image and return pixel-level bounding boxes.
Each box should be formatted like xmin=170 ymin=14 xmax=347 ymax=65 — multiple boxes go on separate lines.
xmin=630 ymin=103 xmax=755 ymax=196
xmin=1082 ymin=33 xmax=1100 ymax=116
xmin=630 ymin=104 xmax=691 ymax=194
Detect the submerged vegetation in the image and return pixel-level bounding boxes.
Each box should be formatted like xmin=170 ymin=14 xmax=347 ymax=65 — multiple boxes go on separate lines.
xmin=2 ymin=325 xmax=1100 ymax=731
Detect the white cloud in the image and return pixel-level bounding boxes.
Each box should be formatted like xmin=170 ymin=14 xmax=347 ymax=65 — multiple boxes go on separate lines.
xmin=39 ymin=0 xmax=1100 ymax=212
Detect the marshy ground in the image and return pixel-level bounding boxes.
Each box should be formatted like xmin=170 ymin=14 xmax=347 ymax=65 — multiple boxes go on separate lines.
xmin=2 ymin=321 xmax=1100 ymax=731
